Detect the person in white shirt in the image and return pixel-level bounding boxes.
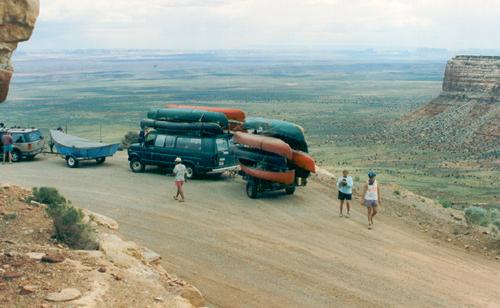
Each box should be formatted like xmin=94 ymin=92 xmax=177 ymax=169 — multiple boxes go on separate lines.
xmin=360 ymin=171 xmax=381 ymax=230
xmin=336 ymin=169 xmax=353 ymax=218
xmin=173 ymin=157 xmax=187 ymax=202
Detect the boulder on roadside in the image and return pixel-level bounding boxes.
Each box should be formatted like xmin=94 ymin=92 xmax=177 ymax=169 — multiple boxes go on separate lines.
xmin=45 ymin=288 xmax=82 ymax=302
xmin=19 ymin=285 xmax=37 ymax=295
xmin=41 ymin=253 xmax=65 ymax=263
xmin=26 ymin=252 xmax=46 ymax=260
xmin=143 ymin=247 xmax=162 ymax=264
xmin=180 ymin=285 xmax=206 ymax=307
xmin=83 ymin=209 xmax=119 ymax=230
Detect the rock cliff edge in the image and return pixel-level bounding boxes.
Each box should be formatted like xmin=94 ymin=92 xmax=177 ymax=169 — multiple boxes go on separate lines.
xmin=0 ymin=0 xmax=39 ymax=102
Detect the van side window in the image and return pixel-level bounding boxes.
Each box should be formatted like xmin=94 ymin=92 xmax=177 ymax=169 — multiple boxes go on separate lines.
xmin=164 ymin=135 xmax=175 ymax=148
xmin=145 ymin=133 xmax=156 ymax=145
xmin=155 ymin=135 xmax=167 ymax=147
xmin=176 ymin=137 xmax=202 ymax=151
xmin=216 ymin=138 xmax=229 ymax=152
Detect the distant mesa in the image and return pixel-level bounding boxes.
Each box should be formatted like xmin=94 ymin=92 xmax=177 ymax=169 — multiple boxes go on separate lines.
xmin=0 ymin=0 xmax=39 ymax=102
xmin=401 ymin=55 xmax=500 ymax=155
xmin=442 ymin=55 xmax=500 ymax=101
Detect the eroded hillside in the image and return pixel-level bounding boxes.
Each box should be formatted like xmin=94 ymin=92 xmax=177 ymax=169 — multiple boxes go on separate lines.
xmin=400 ymin=56 xmax=500 ymax=155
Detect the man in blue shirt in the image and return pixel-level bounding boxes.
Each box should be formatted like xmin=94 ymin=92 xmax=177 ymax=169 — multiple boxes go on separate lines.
xmin=336 ymin=169 xmax=353 ymax=217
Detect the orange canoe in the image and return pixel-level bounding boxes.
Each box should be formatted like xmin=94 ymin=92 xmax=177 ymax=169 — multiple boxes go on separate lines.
xmin=233 ymin=132 xmax=293 ymax=160
xmin=240 ymin=164 xmax=295 ymax=185
xmin=166 ymin=104 xmax=246 ymax=122
xmin=291 ymin=150 xmax=316 ymax=173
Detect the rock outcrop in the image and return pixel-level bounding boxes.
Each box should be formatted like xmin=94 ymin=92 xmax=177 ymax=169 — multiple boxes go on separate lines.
xmin=442 ymin=56 xmax=500 ymax=102
xmin=0 ymin=184 xmax=206 ymax=307
xmin=0 ymin=0 xmax=39 ymax=102
xmin=400 ymin=55 xmax=500 ymax=156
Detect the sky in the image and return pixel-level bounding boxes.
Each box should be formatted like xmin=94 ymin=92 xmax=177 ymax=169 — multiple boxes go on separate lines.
xmin=23 ymin=0 xmax=500 ymax=50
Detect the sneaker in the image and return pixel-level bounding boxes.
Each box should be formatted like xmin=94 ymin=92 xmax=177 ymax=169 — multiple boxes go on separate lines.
xmin=339 ymin=213 xmax=343 ymax=217
xmin=345 ymin=213 xmax=350 ymax=218
xmin=368 ymin=224 xmax=373 ymax=230
xmin=173 ymin=195 xmax=178 ymax=200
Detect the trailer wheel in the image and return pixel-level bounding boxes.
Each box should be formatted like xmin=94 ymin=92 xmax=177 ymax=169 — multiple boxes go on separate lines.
xmin=66 ymin=156 xmax=79 ymax=168
xmin=285 ymin=186 xmax=296 ymax=195
xmin=96 ymin=157 xmax=106 ymax=164
xmin=246 ymin=180 xmax=258 ymax=199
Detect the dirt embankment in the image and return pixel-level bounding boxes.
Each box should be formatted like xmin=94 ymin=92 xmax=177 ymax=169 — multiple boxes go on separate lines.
xmin=0 ymin=183 xmax=206 ymax=308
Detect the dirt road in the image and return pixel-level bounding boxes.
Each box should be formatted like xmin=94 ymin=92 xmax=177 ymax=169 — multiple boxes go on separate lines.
xmin=2 ymin=153 xmax=500 ymax=307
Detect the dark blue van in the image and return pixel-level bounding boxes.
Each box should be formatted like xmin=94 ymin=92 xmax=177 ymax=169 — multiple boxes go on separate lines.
xmin=127 ymin=131 xmax=237 ymax=178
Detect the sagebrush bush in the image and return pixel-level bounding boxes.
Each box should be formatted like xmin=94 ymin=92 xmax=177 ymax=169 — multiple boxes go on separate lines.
xmin=492 ymin=218 xmax=500 ymax=230
xmin=489 ymin=209 xmax=500 ymax=222
xmin=464 ymin=206 xmax=489 ymax=227
xmin=121 ymin=131 xmax=139 ymax=149
xmin=437 ymin=197 xmax=453 ymax=209
xmin=32 ymin=187 xmax=98 ymax=250
xmin=32 ymin=187 xmax=66 ymax=206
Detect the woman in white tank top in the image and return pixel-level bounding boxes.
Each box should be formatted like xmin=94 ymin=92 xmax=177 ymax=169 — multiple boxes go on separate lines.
xmin=361 ymin=171 xmax=381 ymax=230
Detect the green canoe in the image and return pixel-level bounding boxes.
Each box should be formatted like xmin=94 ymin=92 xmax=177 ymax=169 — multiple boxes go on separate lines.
xmin=147 ymin=108 xmax=229 ymax=129
xmin=243 ymin=117 xmax=308 ymax=152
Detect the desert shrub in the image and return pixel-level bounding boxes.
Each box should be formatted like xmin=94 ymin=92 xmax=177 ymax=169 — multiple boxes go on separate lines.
xmin=121 ymin=131 xmax=139 ymax=149
xmin=32 ymin=187 xmax=98 ymax=250
xmin=393 ymin=190 xmax=401 ymax=196
xmin=492 ymin=218 xmax=500 ymax=229
xmin=354 ymin=176 xmax=360 ymax=182
xmin=489 ymin=209 xmax=500 ymax=222
xmin=437 ymin=197 xmax=453 ymax=209
xmin=464 ymin=206 xmax=489 ymax=227
xmin=31 ymin=187 xmax=66 ymax=206
xmin=3 ymin=212 xmax=17 ymax=220
xmin=491 ymin=218 xmax=500 ymax=235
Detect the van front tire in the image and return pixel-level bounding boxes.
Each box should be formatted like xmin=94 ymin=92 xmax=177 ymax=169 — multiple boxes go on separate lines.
xmin=130 ymin=158 xmax=145 ymax=173
xmin=11 ymin=150 xmax=21 ymax=162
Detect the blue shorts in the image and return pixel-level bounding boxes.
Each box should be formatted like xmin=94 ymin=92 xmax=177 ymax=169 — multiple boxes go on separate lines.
xmin=3 ymin=145 xmax=13 ymax=153
xmin=365 ymin=200 xmax=378 ymax=208
xmin=338 ymin=191 xmax=352 ymax=200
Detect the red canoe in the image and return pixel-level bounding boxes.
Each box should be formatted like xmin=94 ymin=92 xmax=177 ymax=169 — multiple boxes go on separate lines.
xmin=233 ymin=132 xmax=293 ymax=160
xmin=291 ymin=150 xmax=316 ymax=173
xmin=240 ymin=164 xmax=295 ymax=185
xmin=166 ymin=104 xmax=246 ymax=122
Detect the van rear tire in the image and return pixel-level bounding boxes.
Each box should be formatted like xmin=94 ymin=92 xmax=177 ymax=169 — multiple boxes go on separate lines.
xmin=246 ymin=180 xmax=258 ymax=199
xmin=184 ymin=163 xmax=195 ymax=180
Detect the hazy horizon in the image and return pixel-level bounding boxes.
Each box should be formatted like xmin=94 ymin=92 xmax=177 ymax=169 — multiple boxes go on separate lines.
xmin=21 ymin=0 xmax=500 ymax=51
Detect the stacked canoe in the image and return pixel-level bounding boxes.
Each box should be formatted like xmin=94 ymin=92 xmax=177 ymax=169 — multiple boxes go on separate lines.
xmin=233 ymin=117 xmax=315 ymax=185
xmin=146 ymin=104 xmax=315 ymax=186
xmin=144 ymin=105 xmax=246 ymax=136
